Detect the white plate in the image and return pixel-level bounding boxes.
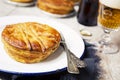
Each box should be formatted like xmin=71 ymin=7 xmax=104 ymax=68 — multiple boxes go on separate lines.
xmin=4 ymin=0 xmax=35 ymax=7
xmin=0 ymin=16 xmax=85 ymax=75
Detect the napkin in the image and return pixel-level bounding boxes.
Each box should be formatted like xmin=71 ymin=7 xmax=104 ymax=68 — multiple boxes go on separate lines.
xmin=83 ymin=39 xmax=120 ymax=80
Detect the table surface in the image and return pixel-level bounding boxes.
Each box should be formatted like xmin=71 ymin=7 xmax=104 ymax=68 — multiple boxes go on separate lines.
xmin=0 ymin=1 xmax=120 ymax=80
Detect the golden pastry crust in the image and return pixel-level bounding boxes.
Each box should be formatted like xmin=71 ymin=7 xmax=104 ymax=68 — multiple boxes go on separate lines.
xmin=37 ymin=0 xmax=74 ymax=15
xmin=10 ymin=0 xmax=33 ymax=3
xmin=2 ymin=22 xmax=61 ymax=63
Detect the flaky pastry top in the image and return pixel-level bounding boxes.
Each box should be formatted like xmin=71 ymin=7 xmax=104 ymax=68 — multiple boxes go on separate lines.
xmin=2 ymin=22 xmax=61 ymax=52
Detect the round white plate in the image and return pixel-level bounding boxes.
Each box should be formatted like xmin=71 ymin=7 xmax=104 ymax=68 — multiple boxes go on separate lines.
xmin=0 ymin=16 xmax=85 ymax=75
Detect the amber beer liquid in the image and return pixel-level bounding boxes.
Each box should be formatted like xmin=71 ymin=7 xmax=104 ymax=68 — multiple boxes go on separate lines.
xmin=98 ymin=0 xmax=120 ymax=30
xmin=77 ymin=0 xmax=99 ymax=26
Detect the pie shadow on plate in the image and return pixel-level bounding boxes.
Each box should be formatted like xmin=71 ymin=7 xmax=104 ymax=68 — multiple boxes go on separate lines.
xmin=42 ymin=46 xmax=64 ymax=62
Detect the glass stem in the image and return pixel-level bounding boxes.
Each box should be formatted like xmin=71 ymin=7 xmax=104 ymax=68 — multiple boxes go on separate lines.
xmin=98 ymin=28 xmax=119 ymax=54
xmin=99 ymin=29 xmax=112 ymax=45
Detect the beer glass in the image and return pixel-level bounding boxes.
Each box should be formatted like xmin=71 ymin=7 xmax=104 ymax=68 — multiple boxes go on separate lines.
xmin=98 ymin=0 xmax=120 ymax=53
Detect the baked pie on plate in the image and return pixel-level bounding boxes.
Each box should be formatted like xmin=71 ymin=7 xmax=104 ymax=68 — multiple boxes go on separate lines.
xmin=37 ymin=0 xmax=75 ymax=17
xmin=2 ymin=22 xmax=61 ymax=63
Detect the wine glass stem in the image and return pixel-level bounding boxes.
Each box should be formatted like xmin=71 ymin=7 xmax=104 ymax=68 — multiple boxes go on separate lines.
xmin=98 ymin=28 xmax=119 ymax=54
xmin=99 ymin=29 xmax=111 ymax=45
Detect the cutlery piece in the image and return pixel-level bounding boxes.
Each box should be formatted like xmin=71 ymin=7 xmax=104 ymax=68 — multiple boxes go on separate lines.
xmin=60 ymin=41 xmax=79 ymax=74
xmin=60 ymin=33 xmax=86 ymax=74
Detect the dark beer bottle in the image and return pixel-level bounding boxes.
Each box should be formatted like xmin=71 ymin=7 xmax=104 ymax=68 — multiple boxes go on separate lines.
xmin=77 ymin=0 xmax=99 ymax=26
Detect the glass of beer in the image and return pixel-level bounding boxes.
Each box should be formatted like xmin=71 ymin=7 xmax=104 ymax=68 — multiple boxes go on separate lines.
xmin=98 ymin=0 xmax=120 ymax=53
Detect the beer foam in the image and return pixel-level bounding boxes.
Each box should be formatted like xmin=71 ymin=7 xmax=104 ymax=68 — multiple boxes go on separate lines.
xmin=100 ymin=0 xmax=120 ymax=9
